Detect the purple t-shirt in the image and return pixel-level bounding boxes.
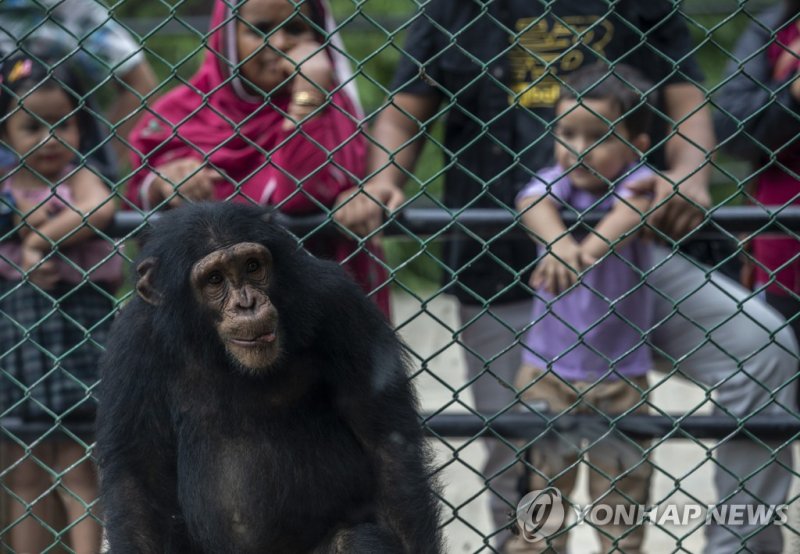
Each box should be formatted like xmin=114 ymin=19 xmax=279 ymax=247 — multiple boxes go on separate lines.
xmin=517 ymin=165 xmax=655 ymax=381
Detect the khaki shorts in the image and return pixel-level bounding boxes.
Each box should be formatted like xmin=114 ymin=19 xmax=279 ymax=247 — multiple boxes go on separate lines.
xmin=510 ymin=366 xmax=652 ymax=554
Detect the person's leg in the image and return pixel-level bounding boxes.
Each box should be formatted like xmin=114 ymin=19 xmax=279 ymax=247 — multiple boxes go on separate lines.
xmin=509 ymin=367 xmax=582 ymax=554
xmin=648 ymin=245 xmax=798 ymax=554
xmin=505 ymin=447 xmax=577 ymax=554
xmin=585 ymin=376 xmax=651 ymax=554
xmin=54 ymin=441 xmax=102 ymax=554
xmin=3 ymin=442 xmax=57 ymax=553
xmin=458 ymin=300 xmax=531 ymax=546
xmin=765 ymin=291 xmax=800 ymax=408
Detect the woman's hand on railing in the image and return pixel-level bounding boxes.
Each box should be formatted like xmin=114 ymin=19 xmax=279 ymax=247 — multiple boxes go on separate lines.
xmin=333 ymin=180 xmax=405 ymax=237
xmin=148 ymin=158 xmax=222 ymax=207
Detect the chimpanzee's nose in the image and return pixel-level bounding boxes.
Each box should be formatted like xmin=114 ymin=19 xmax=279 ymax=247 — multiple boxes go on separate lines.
xmin=235 ymin=287 xmax=256 ymax=310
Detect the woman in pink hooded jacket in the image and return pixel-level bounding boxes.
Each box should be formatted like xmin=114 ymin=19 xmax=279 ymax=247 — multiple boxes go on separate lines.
xmin=127 ymin=0 xmax=390 ymax=316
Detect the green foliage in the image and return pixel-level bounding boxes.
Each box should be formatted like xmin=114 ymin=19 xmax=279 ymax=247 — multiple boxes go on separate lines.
xmin=108 ymin=0 xmax=214 ymax=18
xmin=326 ymin=2 xmax=445 ymax=288
xmin=687 ymin=11 xmax=758 ymax=204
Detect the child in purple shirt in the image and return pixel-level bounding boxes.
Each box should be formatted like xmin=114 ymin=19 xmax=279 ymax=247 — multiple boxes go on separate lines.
xmin=517 ymin=164 xmax=654 ymax=381
xmin=513 ymin=64 xmax=655 ymax=553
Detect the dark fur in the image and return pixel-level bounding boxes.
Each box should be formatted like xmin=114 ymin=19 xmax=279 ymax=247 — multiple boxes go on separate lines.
xmin=96 ymin=203 xmax=442 ymax=554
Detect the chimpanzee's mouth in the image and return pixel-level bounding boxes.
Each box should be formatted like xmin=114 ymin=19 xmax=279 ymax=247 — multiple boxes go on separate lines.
xmin=229 ymin=330 xmax=277 ymax=347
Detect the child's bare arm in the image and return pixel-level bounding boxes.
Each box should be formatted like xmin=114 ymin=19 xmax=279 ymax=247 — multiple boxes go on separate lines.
xmin=517 ymin=193 xmax=582 ymax=294
xmin=580 ymin=195 xmax=650 ymax=265
xmin=23 ymin=168 xmax=115 ymax=251
xmin=14 ymin=195 xmax=49 ymax=237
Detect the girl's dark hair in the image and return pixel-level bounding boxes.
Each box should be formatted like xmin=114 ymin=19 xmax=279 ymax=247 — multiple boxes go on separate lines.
xmin=0 ymin=51 xmax=95 ymax=153
xmin=558 ymin=63 xmax=656 ymax=137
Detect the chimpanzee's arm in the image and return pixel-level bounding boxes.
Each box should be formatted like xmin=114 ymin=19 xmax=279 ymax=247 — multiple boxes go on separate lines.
xmin=338 ymin=343 xmax=443 ymax=554
xmin=99 ymin=424 xmax=182 ymax=553
xmin=101 ymin=464 xmax=165 ymax=553
xmin=319 ymin=280 xmax=443 ymax=554
xmin=96 ymin=304 xmax=181 ymax=553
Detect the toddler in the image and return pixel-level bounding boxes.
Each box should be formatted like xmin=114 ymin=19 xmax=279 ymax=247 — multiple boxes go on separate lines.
xmin=513 ymin=63 xmax=656 ymax=554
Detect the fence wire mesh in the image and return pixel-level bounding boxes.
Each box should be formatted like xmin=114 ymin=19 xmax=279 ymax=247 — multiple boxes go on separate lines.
xmin=1 ymin=0 xmax=800 ymax=552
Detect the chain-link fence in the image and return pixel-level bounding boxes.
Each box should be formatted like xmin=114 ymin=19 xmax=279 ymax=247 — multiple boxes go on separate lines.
xmin=1 ymin=0 xmax=800 ymax=552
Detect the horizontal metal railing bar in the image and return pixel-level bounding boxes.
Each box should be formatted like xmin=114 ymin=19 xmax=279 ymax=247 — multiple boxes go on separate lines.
xmin=4 ymin=413 xmax=799 ymax=442
xmin=21 ymin=205 xmax=792 ymax=445
xmin=108 ymin=206 xmax=800 ymax=238
xmin=388 ymin=206 xmax=800 ymax=236
xmin=423 ymin=413 xmax=800 ymax=441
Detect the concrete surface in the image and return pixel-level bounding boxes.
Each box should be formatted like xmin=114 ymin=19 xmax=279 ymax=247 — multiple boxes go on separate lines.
xmin=391 ymin=291 xmax=800 ymax=554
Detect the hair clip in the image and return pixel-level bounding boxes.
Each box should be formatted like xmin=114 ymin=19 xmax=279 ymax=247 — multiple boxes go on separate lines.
xmin=8 ymin=59 xmax=32 ymax=83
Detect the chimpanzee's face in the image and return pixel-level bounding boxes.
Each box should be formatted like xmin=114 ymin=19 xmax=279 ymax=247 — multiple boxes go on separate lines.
xmin=190 ymin=242 xmax=281 ymax=372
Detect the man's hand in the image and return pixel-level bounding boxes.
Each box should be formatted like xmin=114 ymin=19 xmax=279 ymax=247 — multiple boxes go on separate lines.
xmin=626 ymin=171 xmax=710 ymax=241
xmin=530 ymin=236 xmax=583 ymax=295
xmin=337 ymin=92 xmax=437 ymax=237
xmin=333 ymin=181 xmax=406 ymax=237
xmin=647 ymin=82 xmax=713 ymax=241
xmin=149 ymin=159 xmax=222 ymax=207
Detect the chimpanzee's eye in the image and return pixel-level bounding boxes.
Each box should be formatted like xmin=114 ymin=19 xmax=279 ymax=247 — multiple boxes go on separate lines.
xmin=208 ymin=272 xmax=224 ymax=285
xmin=245 ymin=259 xmax=260 ymax=273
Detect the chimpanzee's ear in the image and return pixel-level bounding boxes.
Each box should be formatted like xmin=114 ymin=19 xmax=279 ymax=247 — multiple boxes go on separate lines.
xmin=135 ymin=257 xmax=163 ymax=306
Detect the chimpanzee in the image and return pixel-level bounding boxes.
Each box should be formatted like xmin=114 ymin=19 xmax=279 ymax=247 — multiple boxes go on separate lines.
xmin=96 ymin=203 xmax=442 ymax=554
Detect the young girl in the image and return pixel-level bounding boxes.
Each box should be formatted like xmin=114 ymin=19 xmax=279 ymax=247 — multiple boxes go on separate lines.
xmin=0 ymin=53 xmax=120 ymax=553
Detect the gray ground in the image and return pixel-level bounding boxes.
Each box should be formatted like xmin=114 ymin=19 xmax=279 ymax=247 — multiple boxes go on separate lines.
xmin=391 ymin=291 xmax=800 ymax=554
